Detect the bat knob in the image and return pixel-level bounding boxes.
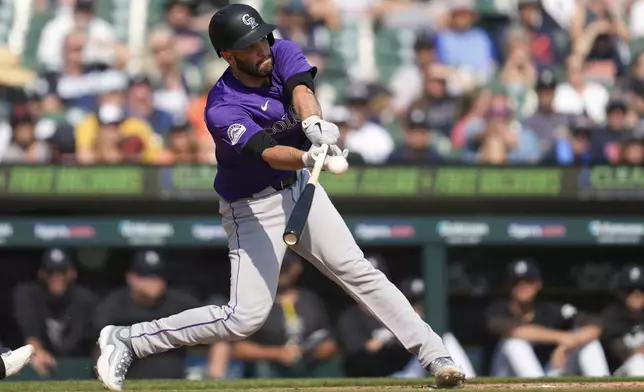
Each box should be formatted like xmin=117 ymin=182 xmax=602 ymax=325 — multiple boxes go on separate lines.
xmin=283 ymin=232 xmax=299 ymax=246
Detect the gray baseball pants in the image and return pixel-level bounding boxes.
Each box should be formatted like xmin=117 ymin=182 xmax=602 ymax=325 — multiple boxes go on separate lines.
xmin=130 ymin=169 xmax=450 ymax=368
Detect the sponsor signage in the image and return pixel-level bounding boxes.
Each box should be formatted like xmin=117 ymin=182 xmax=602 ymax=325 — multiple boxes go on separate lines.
xmin=436 ymin=220 xmax=490 ymax=244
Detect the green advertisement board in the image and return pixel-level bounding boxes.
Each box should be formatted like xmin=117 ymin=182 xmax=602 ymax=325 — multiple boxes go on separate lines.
xmin=2 ymin=165 xmax=639 ymax=200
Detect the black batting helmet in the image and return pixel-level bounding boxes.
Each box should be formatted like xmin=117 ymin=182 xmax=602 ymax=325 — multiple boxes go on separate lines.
xmin=208 ymin=4 xmax=276 ymax=58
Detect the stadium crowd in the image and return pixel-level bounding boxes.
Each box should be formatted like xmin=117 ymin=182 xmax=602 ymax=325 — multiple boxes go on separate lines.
xmin=0 ymin=0 xmax=643 ymax=165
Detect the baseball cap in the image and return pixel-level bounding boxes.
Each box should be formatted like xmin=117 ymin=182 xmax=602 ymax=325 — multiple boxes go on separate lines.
xmin=75 ymin=0 xmax=95 ymax=11
xmin=536 ymin=69 xmax=558 ymax=90
xmin=345 ymin=83 xmax=370 ymax=104
xmin=405 ymin=107 xmax=429 ymax=129
xmin=325 ymin=106 xmax=351 ymax=124
xmin=606 ymin=95 xmax=628 ymax=113
xmin=569 ymin=115 xmax=595 ymax=134
xmin=449 ymin=0 xmax=475 ymax=12
xmin=399 ymin=277 xmax=425 ymax=303
xmin=366 ymin=254 xmax=389 ymax=278
xmin=507 ymin=259 xmax=541 ymax=281
xmin=42 ymin=248 xmax=73 ymax=273
xmin=130 ymin=250 xmax=166 ymax=278
xmin=616 ymin=264 xmax=644 ymax=291
xmin=414 ymin=32 xmax=435 ymax=52
xmin=10 ymin=105 xmax=34 ymax=128
xmin=129 ymin=74 xmax=152 ymax=88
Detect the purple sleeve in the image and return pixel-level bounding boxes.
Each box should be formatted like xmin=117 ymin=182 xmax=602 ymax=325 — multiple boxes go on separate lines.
xmin=273 ymin=40 xmax=317 ymax=83
xmin=205 ymin=105 xmax=263 ymax=154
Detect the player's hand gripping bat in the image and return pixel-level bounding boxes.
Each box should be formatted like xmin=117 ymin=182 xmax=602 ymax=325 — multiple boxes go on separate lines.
xmin=282 ymin=144 xmax=329 ymax=246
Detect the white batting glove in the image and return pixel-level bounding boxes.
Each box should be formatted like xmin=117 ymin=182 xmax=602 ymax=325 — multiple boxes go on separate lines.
xmin=302 ymin=115 xmax=340 ymax=146
xmin=329 ymin=145 xmax=349 ymax=158
xmin=301 ymin=144 xmax=331 ymax=169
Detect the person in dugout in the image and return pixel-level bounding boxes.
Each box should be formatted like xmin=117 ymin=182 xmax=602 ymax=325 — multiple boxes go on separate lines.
xmin=600 ymin=264 xmax=644 ymax=376
xmin=485 ymin=259 xmax=610 ymax=377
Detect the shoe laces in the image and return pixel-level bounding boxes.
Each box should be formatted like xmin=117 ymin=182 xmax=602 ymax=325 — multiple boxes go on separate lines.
xmin=114 ymin=348 xmax=134 ymax=382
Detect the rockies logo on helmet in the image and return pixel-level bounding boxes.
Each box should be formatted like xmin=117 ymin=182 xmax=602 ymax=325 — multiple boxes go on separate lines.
xmin=242 ymin=14 xmax=258 ymax=29
xmin=208 ymin=4 xmax=277 ymax=57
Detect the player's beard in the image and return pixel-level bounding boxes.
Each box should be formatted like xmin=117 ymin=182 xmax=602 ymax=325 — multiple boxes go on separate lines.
xmin=235 ymin=55 xmax=273 ymax=78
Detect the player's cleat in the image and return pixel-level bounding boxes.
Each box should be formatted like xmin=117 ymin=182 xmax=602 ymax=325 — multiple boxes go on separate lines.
xmin=0 ymin=345 xmax=35 ymax=379
xmin=96 ymin=326 xmax=135 ymax=391
xmin=428 ymin=357 xmax=466 ymax=389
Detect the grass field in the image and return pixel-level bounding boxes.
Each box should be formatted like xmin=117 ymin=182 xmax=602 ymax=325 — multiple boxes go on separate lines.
xmin=2 ymin=377 xmax=644 ymax=392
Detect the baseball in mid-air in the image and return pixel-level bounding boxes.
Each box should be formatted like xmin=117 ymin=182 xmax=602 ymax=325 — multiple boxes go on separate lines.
xmin=327 ymin=156 xmax=349 ymax=175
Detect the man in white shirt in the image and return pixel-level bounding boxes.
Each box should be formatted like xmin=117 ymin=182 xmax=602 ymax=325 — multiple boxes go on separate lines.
xmin=37 ymin=0 xmax=117 ymax=71
xmin=343 ymin=84 xmax=395 ymax=164
xmin=553 ymin=55 xmax=609 ymax=123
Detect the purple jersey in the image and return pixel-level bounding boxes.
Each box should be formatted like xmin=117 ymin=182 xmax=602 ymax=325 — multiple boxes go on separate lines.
xmin=204 ymin=39 xmax=316 ymax=201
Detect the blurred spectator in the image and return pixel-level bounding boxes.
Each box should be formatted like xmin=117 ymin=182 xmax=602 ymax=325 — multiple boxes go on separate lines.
xmin=158 ymin=119 xmax=198 ymax=164
xmin=553 ymin=55 xmax=609 ymax=124
xmin=497 ymin=25 xmax=538 ymax=118
xmin=126 ymin=75 xmax=174 ymax=138
xmin=541 ymin=115 xmax=595 ymax=165
xmin=523 ymin=69 xmax=571 ymax=156
xmin=342 ymin=84 xmax=394 ymax=164
xmin=144 ymin=27 xmax=201 ymax=121
xmin=324 ymin=106 xmax=365 ymax=165
xmin=37 ymin=0 xmax=118 ymax=71
xmin=450 ymin=87 xmax=491 ymax=149
xmin=590 ymin=96 xmax=632 ymax=164
xmin=511 ymin=0 xmax=566 ymax=70
xmin=40 ymin=30 xmax=128 ymax=116
xmin=418 ymin=64 xmax=460 ymax=137
xmin=12 ymin=249 xmax=97 ymax=377
xmin=628 ymin=79 xmax=644 ymax=122
xmin=338 ymin=255 xmax=412 ymax=377
xmin=387 ymin=106 xmax=443 ymax=164
xmin=95 ymin=250 xmax=201 ymax=379
xmin=617 ymin=126 xmax=644 ymax=165
xmin=434 ymin=0 xmax=496 ymax=86
xmin=231 ymin=251 xmax=338 ymax=378
xmin=570 ymin=0 xmax=630 ymax=86
xmin=464 ymin=97 xmax=540 ymax=164
xmin=486 ymin=260 xmax=609 ymax=377
xmin=74 ymin=103 xmax=162 ymax=164
xmin=162 ymin=0 xmax=209 ymax=67
xmin=631 ymin=0 xmax=644 ymax=38
xmin=23 ymin=80 xmax=77 ymax=162
xmin=274 ymin=3 xmax=331 ymax=56
xmin=601 ymin=264 xmax=644 ymax=376
xmin=2 ymin=105 xmax=52 ymax=163
xmin=389 ymin=33 xmax=437 ymax=115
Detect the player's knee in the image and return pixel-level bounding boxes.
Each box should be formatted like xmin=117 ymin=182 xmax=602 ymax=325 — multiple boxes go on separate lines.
xmin=226 ymin=306 xmax=271 ymax=339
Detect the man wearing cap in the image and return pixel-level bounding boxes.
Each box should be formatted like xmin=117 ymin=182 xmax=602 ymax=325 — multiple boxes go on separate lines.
xmin=387 ymin=106 xmax=444 ymax=164
xmin=486 ymin=260 xmax=609 ymax=377
xmin=229 ymin=251 xmax=338 ymax=378
xmin=541 ymin=115 xmax=597 ymax=164
xmin=343 ymin=83 xmax=395 ymax=164
xmin=523 ymin=69 xmax=571 ymax=156
xmin=126 ymin=75 xmax=174 ymax=138
xmin=12 ymin=249 xmax=98 ymax=377
xmin=590 ymin=95 xmax=632 ymax=164
xmin=434 ymin=0 xmax=495 ymax=84
xmin=601 ymin=264 xmax=644 ymax=376
xmin=95 ymin=251 xmax=200 ymax=379
xmin=163 ymin=0 xmax=208 ymax=66
xmin=37 ymin=0 xmax=117 ymax=72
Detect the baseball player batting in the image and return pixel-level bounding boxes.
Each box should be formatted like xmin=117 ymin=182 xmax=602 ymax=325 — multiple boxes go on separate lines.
xmin=95 ymin=4 xmax=465 ymax=390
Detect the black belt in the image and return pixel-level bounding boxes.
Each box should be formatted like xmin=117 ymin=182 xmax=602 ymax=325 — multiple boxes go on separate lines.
xmin=270 ymin=173 xmax=297 ymax=191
